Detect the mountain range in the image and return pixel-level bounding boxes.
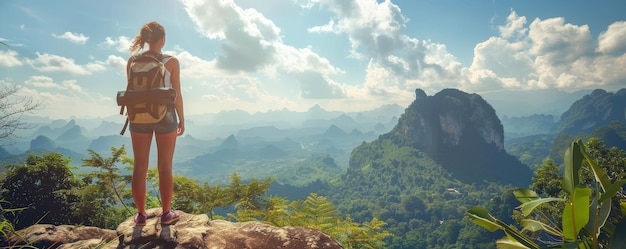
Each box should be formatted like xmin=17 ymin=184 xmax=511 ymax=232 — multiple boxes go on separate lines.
xmin=2 ymin=87 xmax=625 ymax=248
xmin=0 ymin=88 xmax=610 ymax=183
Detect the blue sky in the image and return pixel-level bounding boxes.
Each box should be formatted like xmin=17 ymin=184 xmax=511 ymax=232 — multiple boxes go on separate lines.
xmin=1 ymin=0 xmax=625 ymax=119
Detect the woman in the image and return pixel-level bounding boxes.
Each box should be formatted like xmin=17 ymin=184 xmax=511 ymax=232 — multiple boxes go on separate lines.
xmin=127 ymin=21 xmax=184 ymax=226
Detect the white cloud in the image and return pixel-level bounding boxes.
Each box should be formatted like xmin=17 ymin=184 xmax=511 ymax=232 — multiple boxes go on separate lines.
xmin=0 ymin=50 xmax=23 ymax=67
xmin=189 ymin=73 xmax=303 ymax=113
xmin=273 ymin=44 xmax=341 ymax=76
xmin=24 ymin=75 xmax=58 ymax=89
xmin=465 ymin=10 xmax=626 ymax=93
xmin=24 ymin=75 xmax=83 ymax=93
xmin=307 ymin=20 xmax=337 ymax=34
xmin=182 ymin=0 xmax=280 ymax=72
xmin=498 ymin=10 xmax=527 ymax=39
xmin=311 ymin=0 xmax=408 ymax=58
xmin=471 ymin=37 xmax=533 ymax=80
xmin=169 ymin=49 xmax=219 ymax=80
xmin=309 ymin=0 xmax=465 ymax=95
xmin=296 ymin=0 xmax=320 ymax=9
xmin=102 ymin=55 xmax=127 ymax=72
xmin=18 ymin=76 xmax=112 ymax=118
xmin=598 ymin=21 xmax=626 ymax=55
xmin=52 ymin=31 xmax=89 ymax=44
xmin=305 ymin=2 xmax=626 ymax=99
xmin=180 ymin=0 xmax=348 ymax=100
xmin=528 ymin=17 xmax=594 ymax=65
xmin=25 ymin=52 xmax=105 ymax=75
xmin=100 ymin=36 xmax=133 ymax=53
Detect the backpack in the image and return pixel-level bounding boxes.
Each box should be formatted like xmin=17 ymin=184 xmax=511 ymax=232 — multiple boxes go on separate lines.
xmin=117 ymin=53 xmax=176 ymax=135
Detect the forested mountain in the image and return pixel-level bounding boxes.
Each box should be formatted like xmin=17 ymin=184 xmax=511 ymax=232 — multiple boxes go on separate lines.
xmin=380 ymin=88 xmax=531 ymax=186
xmin=506 ymin=88 xmax=626 ymax=169
xmin=322 ymin=89 xmax=531 ymax=248
xmin=555 ymin=88 xmax=626 ymax=134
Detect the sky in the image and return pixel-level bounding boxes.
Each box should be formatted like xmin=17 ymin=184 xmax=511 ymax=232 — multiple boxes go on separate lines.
xmin=1 ymin=0 xmax=625 ymax=119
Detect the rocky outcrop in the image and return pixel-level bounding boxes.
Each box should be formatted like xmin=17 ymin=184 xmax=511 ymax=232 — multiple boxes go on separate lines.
xmin=393 ymin=89 xmax=504 ymax=154
xmin=383 ymin=88 xmax=532 ymax=186
xmin=6 ymin=208 xmax=344 ymax=249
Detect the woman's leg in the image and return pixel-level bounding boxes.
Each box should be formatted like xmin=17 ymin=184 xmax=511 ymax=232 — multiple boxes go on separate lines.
xmin=131 ymin=131 xmax=153 ymax=215
xmin=155 ymin=130 xmax=177 ymax=213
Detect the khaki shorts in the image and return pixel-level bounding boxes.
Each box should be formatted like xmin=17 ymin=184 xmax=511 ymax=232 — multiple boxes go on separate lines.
xmin=129 ymin=107 xmax=178 ymax=134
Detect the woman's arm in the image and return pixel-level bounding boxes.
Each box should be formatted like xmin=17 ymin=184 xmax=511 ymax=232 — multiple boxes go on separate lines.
xmin=166 ymin=57 xmax=185 ymax=136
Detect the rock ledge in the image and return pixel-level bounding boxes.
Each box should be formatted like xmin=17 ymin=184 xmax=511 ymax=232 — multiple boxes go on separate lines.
xmin=7 ymin=208 xmax=344 ymax=249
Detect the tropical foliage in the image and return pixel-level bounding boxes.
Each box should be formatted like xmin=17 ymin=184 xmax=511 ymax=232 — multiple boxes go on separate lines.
xmin=0 ymin=148 xmax=391 ymax=247
xmin=230 ymin=193 xmax=392 ymax=249
xmin=0 ymin=153 xmax=81 ymax=230
xmin=467 ymin=139 xmax=626 ymax=248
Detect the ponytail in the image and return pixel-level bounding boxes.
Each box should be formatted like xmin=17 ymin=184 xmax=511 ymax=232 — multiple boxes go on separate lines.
xmin=129 ymin=21 xmax=166 ymax=54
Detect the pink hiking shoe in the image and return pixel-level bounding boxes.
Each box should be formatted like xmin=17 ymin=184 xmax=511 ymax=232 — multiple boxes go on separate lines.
xmin=134 ymin=213 xmax=147 ymax=226
xmin=161 ymin=210 xmax=180 ymax=225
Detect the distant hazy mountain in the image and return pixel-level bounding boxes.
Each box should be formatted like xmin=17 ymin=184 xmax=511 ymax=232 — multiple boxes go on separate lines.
xmin=501 ymin=114 xmax=556 ymax=139
xmin=88 ymin=121 xmax=125 ymax=137
xmin=87 ymin=135 xmax=131 ymax=155
xmin=220 ymin=135 xmax=239 ymax=149
xmin=482 ymin=88 xmax=591 ymax=117
xmin=186 ymin=104 xmax=403 ymax=137
xmin=322 ymin=125 xmax=347 ymax=137
xmin=31 ymin=119 xmax=73 ymax=139
xmin=30 ymin=135 xmax=56 ymax=151
xmin=237 ymin=126 xmax=284 ymax=139
xmin=54 ymin=124 xmax=91 ymax=154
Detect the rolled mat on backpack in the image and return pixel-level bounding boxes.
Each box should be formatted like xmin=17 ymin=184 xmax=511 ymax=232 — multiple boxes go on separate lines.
xmin=117 ymin=87 xmax=177 ymax=106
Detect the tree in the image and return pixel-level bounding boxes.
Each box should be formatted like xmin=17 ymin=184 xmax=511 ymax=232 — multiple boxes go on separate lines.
xmin=530 ymin=158 xmax=562 ymax=197
xmin=172 ymin=174 xmax=203 ymax=213
xmin=0 ymin=84 xmax=43 ymax=146
xmin=81 ymin=146 xmax=133 ymax=212
xmin=71 ymin=146 xmax=134 ymax=228
xmin=0 ymin=153 xmax=81 ymax=230
xmin=197 ymin=182 xmax=230 ymax=219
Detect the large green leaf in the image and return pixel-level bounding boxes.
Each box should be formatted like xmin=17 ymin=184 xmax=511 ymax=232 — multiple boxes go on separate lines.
xmin=501 ymin=223 xmax=540 ymax=249
xmin=513 ymin=188 xmax=540 ymax=203
xmin=520 ymin=219 xmax=562 ymax=237
xmin=577 ymin=139 xmax=612 ymax=193
xmin=466 ymin=206 xmax=501 ymax=232
xmin=495 ymin=238 xmax=531 ymax=249
xmin=600 ymin=179 xmax=626 ymax=203
xmin=517 ymin=197 xmax=564 ymax=217
xmin=467 ymin=206 xmax=538 ymax=248
xmin=562 ymin=187 xmax=591 ymax=241
xmin=584 ymin=198 xmax=611 ymax=238
xmin=562 ymin=140 xmax=584 ymax=195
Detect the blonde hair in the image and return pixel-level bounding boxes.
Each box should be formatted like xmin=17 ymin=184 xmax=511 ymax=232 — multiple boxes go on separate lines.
xmin=129 ymin=21 xmax=165 ymax=54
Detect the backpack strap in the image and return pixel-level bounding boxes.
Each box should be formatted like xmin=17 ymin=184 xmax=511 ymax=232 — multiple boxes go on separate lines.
xmin=119 ymin=54 xmax=141 ymax=136
xmin=120 ymin=117 xmax=129 ymax=135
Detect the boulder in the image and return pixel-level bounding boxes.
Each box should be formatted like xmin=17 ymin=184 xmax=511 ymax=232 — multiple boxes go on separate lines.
xmin=7 ymin=208 xmax=344 ymax=249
